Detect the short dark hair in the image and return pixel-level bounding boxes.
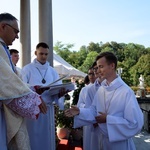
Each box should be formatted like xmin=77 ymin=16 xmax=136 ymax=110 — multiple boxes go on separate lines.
xmin=0 ymin=13 xmax=17 ymax=22
xmin=95 ymin=52 xmax=117 ymax=69
xmin=36 ymin=42 xmax=49 ymax=49
xmin=9 ymin=49 xmax=19 ymax=55
xmin=92 ymin=61 xmax=97 ymax=68
xmin=84 ymin=75 xmax=90 ymax=85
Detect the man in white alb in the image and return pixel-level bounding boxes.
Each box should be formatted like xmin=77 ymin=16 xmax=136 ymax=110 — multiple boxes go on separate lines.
xmin=77 ymin=66 xmax=96 ymax=150
xmin=21 ymin=42 xmax=66 ymax=150
xmin=65 ymin=52 xmax=143 ymax=150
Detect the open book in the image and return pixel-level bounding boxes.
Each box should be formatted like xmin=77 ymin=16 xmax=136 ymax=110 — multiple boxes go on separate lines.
xmin=42 ymin=82 xmax=75 ymax=96
xmin=40 ymin=74 xmax=75 ymax=96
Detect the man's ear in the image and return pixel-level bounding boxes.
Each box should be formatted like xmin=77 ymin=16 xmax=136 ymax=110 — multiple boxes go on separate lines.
xmin=111 ymin=63 xmax=115 ymax=70
xmin=35 ymin=51 xmax=37 ymax=56
xmin=0 ymin=23 xmax=6 ymax=30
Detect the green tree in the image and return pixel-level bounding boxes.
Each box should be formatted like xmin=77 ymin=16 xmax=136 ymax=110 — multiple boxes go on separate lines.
xmin=87 ymin=42 xmax=101 ymax=53
xmin=123 ymin=43 xmax=146 ymax=63
xmin=53 ymin=41 xmax=73 ymax=61
xmin=79 ymin=51 xmax=98 ymax=73
xmin=75 ymin=46 xmax=88 ymax=68
xmin=130 ymin=54 xmax=150 ymax=86
xmin=53 ymin=41 xmax=150 ymax=86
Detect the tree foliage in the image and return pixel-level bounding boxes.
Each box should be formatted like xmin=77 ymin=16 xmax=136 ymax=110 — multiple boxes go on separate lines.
xmin=79 ymin=51 xmax=98 ymax=73
xmin=54 ymin=41 xmax=150 ymax=86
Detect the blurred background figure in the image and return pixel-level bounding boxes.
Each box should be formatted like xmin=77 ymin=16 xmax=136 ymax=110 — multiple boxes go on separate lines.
xmin=9 ymin=49 xmax=19 ymax=66
xmin=9 ymin=49 xmax=22 ymax=78
xmin=71 ymin=76 xmax=76 ymax=83
xmin=84 ymin=75 xmax=90 ymax=86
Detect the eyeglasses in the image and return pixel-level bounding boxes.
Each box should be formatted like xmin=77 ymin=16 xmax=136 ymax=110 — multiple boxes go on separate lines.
xmin=93 ymin=67 xmax=98 ymax=71
xmin=5 ymin=23 xmax=19 ymax=34
xmin=88 ymin=73 xmax=94 ymax=76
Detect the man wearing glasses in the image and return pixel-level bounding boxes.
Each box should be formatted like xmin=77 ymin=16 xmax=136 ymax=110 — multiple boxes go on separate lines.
xmin=77 ymin=66 xmax=97 ymax=150
xmin=84 ymin=61 xmax=104 ymax=150
xmin=0 ymin=13 xmax=45 ymax=150
xmin=77 ymin=62 xmax=103 ymax=150
xmin=5 ymin=23 xmax=19 ymax=34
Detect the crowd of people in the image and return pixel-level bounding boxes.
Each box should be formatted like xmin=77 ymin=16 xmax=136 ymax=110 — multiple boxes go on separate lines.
xmin=0 ymin=12 xmax=143 ymax=150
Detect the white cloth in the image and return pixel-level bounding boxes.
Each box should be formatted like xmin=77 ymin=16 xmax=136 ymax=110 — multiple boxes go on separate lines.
xmin=16 ymin=66 xmax=22 ymax=79
xmin=74 ymin=76 xmax=143 ymax=150
xmin=86 ymin=80 xmax=102 ymax=150
xmin=77 ymin=81 xmax=101 ymax=150
xmin=77 ymin=84 xmax=92 ymax=150
xmin=0 ymin=40 xmax=41 ymax=150
xmin=77 ymin=86 xmax=89 ymax=108
xmin=21 ymin=59 xmax=62 ymax=150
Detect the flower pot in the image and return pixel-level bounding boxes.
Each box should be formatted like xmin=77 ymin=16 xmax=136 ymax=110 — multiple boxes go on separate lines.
xmin=57 ymin=127 xmax=70 ymax=139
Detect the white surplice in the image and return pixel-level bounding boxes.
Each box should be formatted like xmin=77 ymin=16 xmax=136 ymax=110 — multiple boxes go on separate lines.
xmin=77 ymin=80 xmax=101 ymax=150
xmin=77 ymin=84 xmax=92 ymax=108
xmin=74 ymin=76 xmax=143 ymax=150
xmin=77 ymin=84 xmax=92 ymax=150
xmin=21 ymin=59 xmax=62 ymax=150
xmin=86 ymin=79 xmax=102 ymax=150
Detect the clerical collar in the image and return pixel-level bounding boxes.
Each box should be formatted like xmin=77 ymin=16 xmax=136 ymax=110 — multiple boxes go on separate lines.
xmin=35 ymin=59 xmax=47 ymax=65
xmin=33 ymin=59 xmax=49 ymax=70
xmin=37 ymin=61 xmax=46 ymax=65
xmin=104 ymin=75 xmax=118 ymax=86
xmin=102 ymin=75 xmax=123 ymax=91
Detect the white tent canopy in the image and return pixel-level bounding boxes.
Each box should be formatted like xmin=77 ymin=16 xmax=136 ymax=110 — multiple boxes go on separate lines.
xmin=31 ymin=52 xmax=86 ymax=77
xmin=53 ymin=53 xmax=86 ymax=77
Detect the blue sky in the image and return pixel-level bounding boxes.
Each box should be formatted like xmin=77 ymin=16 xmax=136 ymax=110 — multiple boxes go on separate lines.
xmin=1 ymin=0 xmax=150 ymax=51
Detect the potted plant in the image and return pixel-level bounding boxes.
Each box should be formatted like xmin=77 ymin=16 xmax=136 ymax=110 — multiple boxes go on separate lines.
xmin=72 ymin=80 xmax=85 ymax=105
xmin=70 ymin=80 xmax=84 ymax=141
xmin=55 ymin=101 xmax=73 ymax=139
xmin=56 ymin=80 xmax=84 ymax=140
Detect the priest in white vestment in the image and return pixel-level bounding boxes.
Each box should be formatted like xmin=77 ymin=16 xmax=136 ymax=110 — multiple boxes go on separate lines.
xmin=65 ymin=52 xmax=143 ymax=150
xmin=0 ymin=13 xmax=43 ymax=150
xmin=21 ymin=42 xmax=66 ymax=150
